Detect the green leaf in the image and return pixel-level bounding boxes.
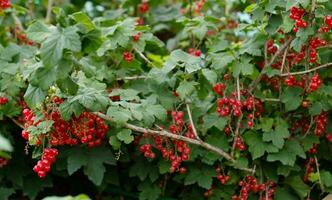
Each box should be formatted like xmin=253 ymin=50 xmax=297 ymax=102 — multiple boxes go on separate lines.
xmin=203 ymin=113 xmax=229 ymax=131
xmin=202 ymin=69 xmax=217 ymax=85
xmin=40 ymin=26 xmax=81 ymax=67
xmin=138 ymin=181 xmax=161 ymax=200
xmin=232 ymin=56 xmax=254 ymax=77
xmin=263 ymin=119 xmax=290 ymax=149
xmin=107 ymin=105 xmax=132 ymax=124
xmin=109 ymin=137 xmax=121 ymax=150
xmin=169 ymin=50 xmax=201 ymax=73
xmin=26 ymin=21 xmax=52 ymax=43
xmin=184 ymin=166 xmax=215 ymax=189
xmin=281 ymin=87 xmax=302 ymax=111
xmin=59 ymin=100 xmax=84 ymax=121
xmin=42 ymin=194 xmax=91 ymax=200
xmin=0 ymin=134 xmax=13 ymax=152
xmin=300 ymin=134 xmax=320 ymax=151
xmin=117 ymin=129 xmax=134 ymax=144
xmin=176 ymin=81 xmax=198 ymax=99
xmin=285 ymin=176 xmax=310 ymax=198
xmin=70 ymin=12 xmax=95 ymax=32
xmin=0 ymin=188 xmax=15 ymax=200
xmin=24 ymin=84 xmax=47 ymax=108
xmin=267 ymin=140 xmax=306 ymax=166
xmin=274 ymin=187 xmax=299 ymax=200
xmin=244 ymin=131 xmax=279 ymax=159
xmin=321 ymin=171 xmax=332 ymax=187
xmin=66 ymin=147 xmax=116 ymax=185
xmin=144 ymin=104 xmax=167 ymax=121
xmin=210 ymin=53 xmax=235 ymax=70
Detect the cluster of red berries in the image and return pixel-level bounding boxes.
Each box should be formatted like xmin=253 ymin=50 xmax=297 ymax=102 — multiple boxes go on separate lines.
xmin=33 ymin=148 xmax=58 ymax=178
xmin=314 ymin=112 xmax=327 ymax=137
xmin=216 ymin=97 xmax=241 ymax=117
xmin=227 ymin=19 xmax=239 ymax=29
xmin=133 ymin=32 xmax=142 ymax=41
xmin=284 ymin=75 xmax=303 ymax=87
xmin=308 ymin=37 xmax=327 ymax=63
xmin=138 ymin=110 xmax=191 ymax=173
xmin=215 ymin=167 xmax=230 ymax=185
xmin=203 ymin=185 xmax=214 ymax=198
xmin=169 ymin=111 xmax=184 ymax=133
xmin=14 ymin=28 xmax=34 ymax=46
xmin=123 ymin=51 xmax=134 ymax=62
xmin=307 ymin=143 xmax=319 ymax=154
xmin=68 ymin=112 xmax=107 ymax=147
xmin=325 ymin=134 xmax=332 ymax=144
xmin=21 ymin=96 xmax=108 ymax=148
xmin=234 ymin=137 xmax=246 ymax=151
xmin=0 ymin=96 xmax=8 ymax=105
xmin=188 ymin=48 xmax=201 ymax=57
xmin=232 ymin=176 xmax=276 ymax=200
xmin=213 ymin=82 xmax=226 ymax=96
xmin=0 ymin=157 xmax=8 ymax=168
xmin=0 ymin=0 xmax=10 ymax=9
xmin=138 ymin=1 xmax=149 ymax=14
xmin=290 ymin=117 xmax=310 ymax=134
xmin=308 ymin=73 xmax=322 ymax=92
xmin=140 ymin=144 xmax=155 ymax=159
xmin=289 ymin=7 xmax=307 ymax=32
xmin=304 ymin=157 xmax=315 ymax=182
xmin=319 ymin=15 xmax=332 ymax=33
xmin=266 ymin=39 xmax=278 ymax=54
xmin=195 ymin=0 xmax=206 ymax=14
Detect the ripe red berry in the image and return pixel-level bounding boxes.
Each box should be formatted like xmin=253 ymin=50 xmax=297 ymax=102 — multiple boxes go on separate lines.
xmin=123 ymin=51 xmax=134 ymax=62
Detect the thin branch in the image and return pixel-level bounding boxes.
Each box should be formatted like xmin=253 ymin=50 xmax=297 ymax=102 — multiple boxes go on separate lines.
xmin=185 ymin=102 xmax=201 ymax=141
xmin=45 ymin=0 xmax=53 ymax=23
xmin=133 ymin=47 xmax=157 ymax=68
xmin=231 ymin=114 xmax=243 ymax=157
xmin=280 ymin=62 xmax=332 ymax=77
xmin=10 ymin=118 xmax=24 ymax=129
xmin=264 ymin=98 xmax=281 ymax=102
xmin=236 ymin=77 xmax=241 ymax=101
xmin=94 ymin=112 xmax=255 ymax=173
xmin=116 ymin=76 xmax=147 ymax=81
xmin=280 ymin=46 xmax=289 ymax=73
xmin=314 ymin=156 xmax=324 ymax=192
xmin=11 ymin=12 xmax=24 ymax=30
xmin=249 ymin=37 xmax=294 ymax=93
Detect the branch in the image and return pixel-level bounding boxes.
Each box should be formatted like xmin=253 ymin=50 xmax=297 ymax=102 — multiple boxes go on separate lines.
xmin=94 ymin=112 xmax=255 ymax=173
xmin=231 ymin=114 xmax=243 ymax=157
xmin=185 ymin=102 xmax=201 ymax=141
xmin=94 ymin=112 xmax=234 ymax=161
xmin=45 ymin=0 xmax=53 ymax=23
xmin=314 ymin=156 xmax=324 ymax=192
xmin=133 ymin=47 xmax=157 ymax=68
xmin=280 ymin=62 xmax=332 ymax=76
xmin=10 ymin=118 xmax=24 ymax=129
xmin=249 ymin=37 xmax=294 ymax=93
xmin=116 ymin=76 xmax=147 ymax=81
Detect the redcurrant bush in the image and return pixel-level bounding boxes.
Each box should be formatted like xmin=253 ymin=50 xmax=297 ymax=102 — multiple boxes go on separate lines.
xmin=1 ymin=0 xmax=332 ymax=200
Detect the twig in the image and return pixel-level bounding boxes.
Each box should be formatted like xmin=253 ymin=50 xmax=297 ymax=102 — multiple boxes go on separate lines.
xmin=11 ymin=12 xmax=24 ymax=30
xmin=236 ymin=77 xmax=241 ymax=101
xmin=45 ymin=0 xmax=53 ymax=23
xmin=280 ymin=62 xmax=332 ymax=76
xmin=249 ymin=37 xmax=294 ymax=93
xmin=314 ymin=156 xmax=324 ymax=192
xmin=280 ymin=46 xmax=289 ymax=73
xmin=133 ymin=47 xmax=157 ymax=68
xmin=185 ymin=102 xmax=201 ymax=141
xmin=264 ymin=98 xmax=280 ymax=102
xmin=10 ymin=118 xmax=24 ymax=129
xmin=116 ymin=76 xmax=147 ymax=81
xmin=231 ymin=114 xmax=243 ymax=157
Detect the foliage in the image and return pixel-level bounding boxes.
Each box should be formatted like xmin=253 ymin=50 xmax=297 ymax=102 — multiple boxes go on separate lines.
xmin=1 ymin=0 xmax=332 ymax=200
